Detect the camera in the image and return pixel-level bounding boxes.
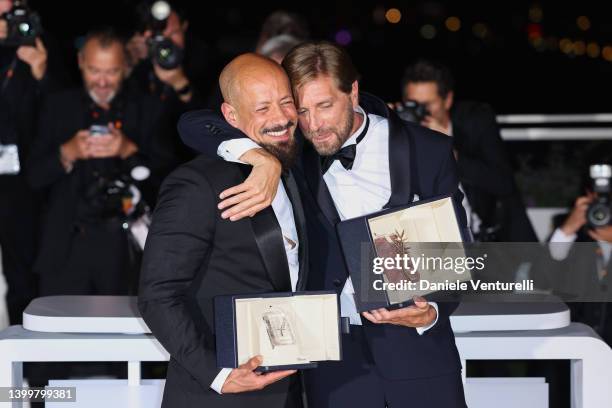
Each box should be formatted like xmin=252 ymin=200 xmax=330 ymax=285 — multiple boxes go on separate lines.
xmin=86 ymin=155 xmax=152 ymax=251
xmin=83 ymin=155 xmax=151 ymax=220
xmin=1 ymin=0 xmax=41 ymax=47
xmin=396 ymin=100 xmax=430 ymax=123
xmin=146 ymin=1 xmax=183 ymax=70
xmin=587 ymin=164 xmax=612 ymax=228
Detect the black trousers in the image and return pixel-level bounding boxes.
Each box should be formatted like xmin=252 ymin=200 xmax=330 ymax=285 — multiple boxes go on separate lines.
xmin=38 ymin=222 xmax=132 ymax=296
xmin=0 ymin=207 xmax=38 ymax=325
xmin=304 ymin=326 xmax=467 ymax=408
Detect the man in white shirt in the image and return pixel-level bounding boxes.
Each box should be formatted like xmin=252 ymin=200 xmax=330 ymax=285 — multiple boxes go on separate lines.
xmin=179 ymin=41 xmax=468 ymax=407
xmin=548 ymin=190 xmax=612 ymax=345
xmin=139 ymin=53 xmax=307 ymax=408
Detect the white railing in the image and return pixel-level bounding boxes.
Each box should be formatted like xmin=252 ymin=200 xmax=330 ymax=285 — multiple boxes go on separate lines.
xmin=497 ymin=113 xmax=612 ymax=141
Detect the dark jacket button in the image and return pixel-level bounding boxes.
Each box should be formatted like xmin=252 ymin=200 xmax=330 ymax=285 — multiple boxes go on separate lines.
xmin=333 ymin=279 xmax=342 ymax=287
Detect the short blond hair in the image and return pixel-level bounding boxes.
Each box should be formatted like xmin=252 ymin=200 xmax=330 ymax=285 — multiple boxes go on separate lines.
xmin=282 ymin=41 xmax=359 ymax=95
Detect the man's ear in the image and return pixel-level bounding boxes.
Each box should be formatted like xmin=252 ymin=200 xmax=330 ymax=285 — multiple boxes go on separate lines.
xmin=350 ymin=80 xmax=359 ymax=109
xmin=181 ymin=21 xmax=189 ymax=33
xmin=444 ymin=91 xmax=454 ymax=111
xmin=221 ymin=102 xmax=239 ymax=128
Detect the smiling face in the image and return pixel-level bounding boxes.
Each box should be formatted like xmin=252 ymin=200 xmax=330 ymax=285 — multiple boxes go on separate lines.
xmin=79 ymin=39 xmax=127 ymax=108
xmin=295 ymin=74 xmax=360 ymax=156
xmin=221 ymin=54 xmax=298 ymax=169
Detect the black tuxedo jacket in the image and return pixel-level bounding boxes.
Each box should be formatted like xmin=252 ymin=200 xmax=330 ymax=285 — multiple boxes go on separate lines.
xmin=138 ymin=124 xmax=308 ymax=407
xmin=178 ymin=92 xmax=467 ymax=381
xmin=451 ymin=101 xmax=537 ymax=242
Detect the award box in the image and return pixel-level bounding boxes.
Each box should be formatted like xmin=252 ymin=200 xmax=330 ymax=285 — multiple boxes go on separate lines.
xmin=214 ymin=291 xmax=342 ymax=371
xmin=336 ymin=195 xmax=471 ymax=312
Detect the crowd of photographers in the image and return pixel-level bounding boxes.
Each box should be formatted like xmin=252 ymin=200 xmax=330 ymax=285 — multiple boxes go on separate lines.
xmin=1 ymin=0 xmax=611 ymax=352
xmin=0 ymin=0 xmax=223 ymax=326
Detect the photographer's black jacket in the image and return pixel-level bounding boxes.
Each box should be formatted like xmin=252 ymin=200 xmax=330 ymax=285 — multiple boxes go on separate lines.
xmin=0 ymin=47 xmax=63 ymax=216
xmin=0 ymin=44 xmax=65 ymax=323
xmin=27 ymin=88 xmax=164 ymax=280
xmin=126 ymin=34 xmax=223 ymax=169
xmin=451 ymin=101 xmax=537 ymax=242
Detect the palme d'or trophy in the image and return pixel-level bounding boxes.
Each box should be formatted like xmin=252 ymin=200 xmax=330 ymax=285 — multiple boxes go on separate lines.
xmin=373 ymin=229 xmax=419 ymax=284
xmin=262 ymin=306 xmax=297 ymax=349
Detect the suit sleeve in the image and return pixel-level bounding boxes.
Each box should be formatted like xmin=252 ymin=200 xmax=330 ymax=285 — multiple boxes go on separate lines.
xmin=138 ymin=164 xmax=220 ymax=389
xmin=455 ymin=104 xmax=514 ymax=196
xmin=26 ymin=95 xmax=69 ymax=190
xmin=178 ymin=109 xmax=231 ymax=158
xmin=432 ymin=143 xmax=467 ymax=319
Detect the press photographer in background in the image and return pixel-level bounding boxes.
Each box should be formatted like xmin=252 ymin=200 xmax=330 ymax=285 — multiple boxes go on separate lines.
xmin=126 ymin=0 xmax=220 ymax=168
xmin=0 ymin=0 xmax=64 ymax=325
xmin=27 ymin=28 xmax=163 ymax=298
xmin=548 ymin=163 xmax=612 ymax=345
xmin=399 ymin=59 xmax=537 ymax=244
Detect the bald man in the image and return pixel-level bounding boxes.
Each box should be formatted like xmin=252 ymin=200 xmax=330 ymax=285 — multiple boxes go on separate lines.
xmin=139 ymin=53 xmax=307 ymax=408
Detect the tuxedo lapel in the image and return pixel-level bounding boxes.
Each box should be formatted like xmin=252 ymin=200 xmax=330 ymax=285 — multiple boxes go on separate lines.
xmin=385 ymin=114 xmax=414 ymax=208
xmin=237 ymin=166 xmax=291 ymax=292
xmin=302 ymin=141 xmax=341 ymax=226
xmin=358 ymin=93 xmax=415 ymax=208
xmin=282 ymin=171 xmax=309 ymax=291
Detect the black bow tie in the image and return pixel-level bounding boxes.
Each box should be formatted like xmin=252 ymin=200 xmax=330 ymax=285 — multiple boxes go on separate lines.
xmin=321 ymin=114 xmax=370 ymax=174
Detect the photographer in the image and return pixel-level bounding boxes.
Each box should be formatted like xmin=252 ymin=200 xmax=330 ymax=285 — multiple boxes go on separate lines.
xmin=0 ymin=0 xmax=63 ymax=324
xmin=27 ymin=28 xmax=162 ymax=297
xmin=400 ymin=59 xmax=536 ymax=242
xmin=548 ymin=163 xmax=612 ymax=345
xmin=126 ymin=0 xmax=220 ymax=167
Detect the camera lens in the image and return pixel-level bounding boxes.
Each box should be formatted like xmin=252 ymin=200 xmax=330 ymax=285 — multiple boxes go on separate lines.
xmin=159 ymin=46 xmax=171 ymax=60
xmin=587 ymin=203 xmax=611 ymax=227
xmin=18 ymin=22 xmax=31 ymax=35
xmin=153 ymin=38 xmax=183 ymax=69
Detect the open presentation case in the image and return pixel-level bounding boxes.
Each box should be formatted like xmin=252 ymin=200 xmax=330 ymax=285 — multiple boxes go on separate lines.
xmin=337 ymin=195 xmax=471 ymax=312
xmin=214 ymin=291 xmax=342 ymax=371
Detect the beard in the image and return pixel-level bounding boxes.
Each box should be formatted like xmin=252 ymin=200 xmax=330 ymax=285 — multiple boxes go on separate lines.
xmin=259 ymin=121 xmax=298 ymax=171
xmin=88 ymin=88 xmax=117 ymax=106
xmin=305 ymin=102 xmax=354 ymax=156
xmin=261 ymin=138 xmax=298 ymax=172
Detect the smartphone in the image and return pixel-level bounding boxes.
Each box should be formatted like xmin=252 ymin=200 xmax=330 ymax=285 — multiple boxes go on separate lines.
xmin=89 ymin=125 xmax=110 ymax=137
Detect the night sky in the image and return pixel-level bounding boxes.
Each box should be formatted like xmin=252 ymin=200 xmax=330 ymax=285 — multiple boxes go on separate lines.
xmin=27 ymin=0 xmax=612 ymax=114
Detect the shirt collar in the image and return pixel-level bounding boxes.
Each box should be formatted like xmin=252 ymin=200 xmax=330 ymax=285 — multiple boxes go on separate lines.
xmin=341 ymin=105 xmax=368 ymax=148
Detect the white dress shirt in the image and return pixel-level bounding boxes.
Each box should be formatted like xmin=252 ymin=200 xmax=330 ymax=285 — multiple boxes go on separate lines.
xmin=210 ymin=150 xmax=300 ymax=394
xmin=549 ymin=227 xmax=612 ymax=266
xmin=218 ymin=106 xmax=439 ymax=334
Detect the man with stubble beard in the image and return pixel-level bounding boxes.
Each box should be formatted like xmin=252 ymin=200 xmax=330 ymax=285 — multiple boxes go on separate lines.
xmin=139 ymin=53 xmax=307 ymax=407
xmin=179 ymin=41 xmax=469 ymax=407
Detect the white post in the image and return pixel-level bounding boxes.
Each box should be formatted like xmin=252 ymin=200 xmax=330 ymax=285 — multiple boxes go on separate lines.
xmin=127 ymin=361 xmax=141 ymax=386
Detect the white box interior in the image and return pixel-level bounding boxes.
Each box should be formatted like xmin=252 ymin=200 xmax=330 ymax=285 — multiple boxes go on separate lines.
xmin=369 ymin=197 xmax=463 ymax=242
xmin=368 ymin=197 xmax=470 ymax=302
xmin=235 ymin=294 xmax=340 ymax=367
